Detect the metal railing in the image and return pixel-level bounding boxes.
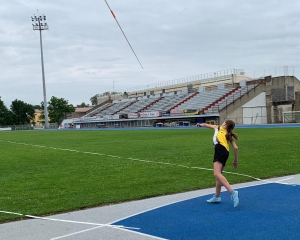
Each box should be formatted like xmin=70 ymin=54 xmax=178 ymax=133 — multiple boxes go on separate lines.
xmin=244 ymin=66 xmax=294 ymax=79
xmin=0 ymin=123 xmax=58 ymax=131
xmin=206 ymin=84 xmax=258 ymax=113
xmin=272 ymin=94 xmax=295 ymax=102
xmin=114 ymin=66 xmax=294 ymax=94
xmin=227 ymin=114 xmax=298 ymax=125
xmin=118 ymin=69 xmax=237 ymax=94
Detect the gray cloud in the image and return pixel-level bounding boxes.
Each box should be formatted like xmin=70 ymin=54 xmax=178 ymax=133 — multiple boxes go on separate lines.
xmin=1 ymin=0 xmax=300 ymax=107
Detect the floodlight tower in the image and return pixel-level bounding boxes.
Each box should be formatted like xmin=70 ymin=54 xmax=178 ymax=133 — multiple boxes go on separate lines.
xmin=113 ymin=81 xmax=118 ymax=100
xmin=31 ymin=14 xmax=49 ymax=129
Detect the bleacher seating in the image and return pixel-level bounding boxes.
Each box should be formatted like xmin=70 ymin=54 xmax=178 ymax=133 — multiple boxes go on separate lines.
xmin=82 ymin=83 xmax=259 ymax=120
xmin=85 ymin=103 xmax=114 ymax=117
xmin=118 ymin=96 xmax=160 ymax=114
xmin=171 ymin=88 xmax=235 ymax=112
xmin=98 ymin=99 xmax=135 ymax=116
xmin=141 ymin=92 xmax=193 ymax=112
xmin=205 ymin=84 xmax=257 ymax=114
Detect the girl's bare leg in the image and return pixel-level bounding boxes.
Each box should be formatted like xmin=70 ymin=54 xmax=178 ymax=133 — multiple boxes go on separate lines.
xmin=213 ymin=161 xmax=233 ymax=193
xmin=215 ymin=178 xmax=222 ymax=196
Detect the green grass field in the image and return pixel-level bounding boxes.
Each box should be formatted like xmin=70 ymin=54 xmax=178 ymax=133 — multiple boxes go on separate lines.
xmin=1 ymin=127 xmax=300 ymax=223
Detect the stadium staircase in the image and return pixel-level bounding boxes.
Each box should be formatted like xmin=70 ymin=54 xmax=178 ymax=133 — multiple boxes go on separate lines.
xmin=204 ymin=84 xmax=258 ymax=114
xmin=170 ymin=88 xmax=239 ymax=113
xmin=169 ymin=92 xmax=199 ymax=110
xmin=118 ymin=96 xmax=160 ymax=114
xmin=85 ymin=100 xmax=112 ymax=117
xmin=137 ymin=97 xmax=164 ymax=113
xmin=87 ymin=103 xmax=115 ymax=117
xmin=168 ymin=92 xmax=199 ymax=111
xmin=198 ymin=86 xmax=241 ymax=114
xmin=133 ymin=93 xmax=191 ymax=112
xmin=114 ymin=100 xmax=138 ymax=114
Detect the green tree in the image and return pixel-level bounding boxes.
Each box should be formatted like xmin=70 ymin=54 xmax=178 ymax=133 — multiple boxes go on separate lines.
xmin=40 ymin=96 xmax=75 ymax=123
xmin=33 ymin=104 xmax=41 ymax=110
xmin=90 ymin=94 xmax=100 ymax=105
xmin=10 ymin=99 xmax=35 ymax=125
xmin=77 ymin=102 xmax=90 ymax=107
xmin=0 ymin=97 xmax=12 ymax=125
xmin=101 ymin=92 xmax=110 ymax=96
xmin=111 ymin=91 xmax=121 ymax=95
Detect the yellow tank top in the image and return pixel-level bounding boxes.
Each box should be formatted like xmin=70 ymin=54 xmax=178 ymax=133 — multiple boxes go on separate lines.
xmin=213 ymin=126 xmax=229 ymax=151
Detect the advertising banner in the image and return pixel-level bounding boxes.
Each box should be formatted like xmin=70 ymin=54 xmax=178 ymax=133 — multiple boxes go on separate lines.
xmin=128 ymin=113 xmax=139 ymax=119
xmin=0 ymin=127 xmax=12 ymax=131
xmin=161 ymin=111 xmax=170 ymax=117
xmin=170 ymin=109 xmax=184 ymax=116
xmin=81 ymin=116 xmax=103 ymax=121
xmin=103 ymin=115 xmax=120 ymax=120
xmin=139 ymin=111 xmax=161 ymax=118
xmin=183 ymin=109 xmax=199 ymax=115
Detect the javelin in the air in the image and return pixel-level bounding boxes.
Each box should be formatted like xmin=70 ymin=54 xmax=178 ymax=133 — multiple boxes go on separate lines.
xmin=104 ymin=0 xmax=144 ymax=69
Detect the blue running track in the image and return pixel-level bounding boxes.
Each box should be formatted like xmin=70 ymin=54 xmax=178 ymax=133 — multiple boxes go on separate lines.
xmin=115 ymin=183 xmax=300 ymax=240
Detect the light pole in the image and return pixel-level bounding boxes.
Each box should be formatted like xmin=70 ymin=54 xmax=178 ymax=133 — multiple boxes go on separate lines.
xmin=31 ymin=14 xmax=49 ymax=129
xmin=113 ymin=81 xmax=118 ymax=100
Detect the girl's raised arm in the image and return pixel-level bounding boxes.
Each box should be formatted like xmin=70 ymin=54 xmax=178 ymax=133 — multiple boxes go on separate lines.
xmin=196 ymin=123 xmax=218 ymax=129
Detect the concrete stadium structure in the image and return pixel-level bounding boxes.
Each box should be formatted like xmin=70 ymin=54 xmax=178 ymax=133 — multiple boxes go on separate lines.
xmin=68 ymin=66 xmax=300 ymax=128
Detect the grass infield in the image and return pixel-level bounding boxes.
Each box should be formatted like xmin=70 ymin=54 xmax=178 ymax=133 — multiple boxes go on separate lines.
xmin=0 ymin=127 xmax=299 ymax=222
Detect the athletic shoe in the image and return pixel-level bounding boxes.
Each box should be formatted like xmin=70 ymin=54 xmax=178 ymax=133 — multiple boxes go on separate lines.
xmin=231 ymin=190 xmax=239 ymax=208
xmin=206 ymin=195 xmax=221 ymax=203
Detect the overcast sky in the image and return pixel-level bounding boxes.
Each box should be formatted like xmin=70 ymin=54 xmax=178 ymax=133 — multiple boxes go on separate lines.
xmin=1 ymin=0 xmax=300 ymax=107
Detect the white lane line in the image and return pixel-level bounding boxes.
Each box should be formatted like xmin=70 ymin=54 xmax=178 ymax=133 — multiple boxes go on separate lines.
xmin=0 ymin=210 xmax=168 ymax=240
xmin=50 ymin=225 xmax=167 ymax=240
xmin=270 ymin=177 xmax=298 ymax=185
xmin=0 ymin=211 xmax=139 ymax=230
xmin=275 ymin=177 xmax=294 ymax=182
xmin=50 ymin=226 xmax=104 ymax=240
xmin=108 ymin=227 xmax=169 ymax=240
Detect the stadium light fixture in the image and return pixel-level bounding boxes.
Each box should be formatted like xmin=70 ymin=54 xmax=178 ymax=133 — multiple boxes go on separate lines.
xmin=113 ymin=81 xmax=118 ymax=100
xmin=31 ymin=13 xmax=49 ymax=129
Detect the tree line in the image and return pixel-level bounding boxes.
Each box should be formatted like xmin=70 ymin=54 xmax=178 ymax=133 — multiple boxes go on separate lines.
xmin=0 ymin=93 xmax=111 ymax=126
xmin=0 ymin=96 xmax=75 ymax=126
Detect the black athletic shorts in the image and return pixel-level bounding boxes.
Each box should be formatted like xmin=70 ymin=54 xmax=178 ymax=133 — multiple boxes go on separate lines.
xmin=213 ymin=144 xmax=229 ymax=166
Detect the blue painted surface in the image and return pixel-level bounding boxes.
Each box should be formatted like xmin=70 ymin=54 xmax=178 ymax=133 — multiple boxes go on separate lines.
xmin=115 ymin=183 xmax=300 ymax=240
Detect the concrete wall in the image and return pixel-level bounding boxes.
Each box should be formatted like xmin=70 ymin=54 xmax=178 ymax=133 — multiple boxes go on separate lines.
xmin=295 ymin=92 xmax=300 ymax=111
xmin=242 ymin=92 xmax=267 ymax=124
xmin=219 ymin=76 xmax=300 ymax=124
xmin=268 ymin=76 xmax=300 ymax=123
xmin=270 ymin=76 xmax=300 ymax=98
xmin=123 ymin=75 xmax=251 ymax=99
xmin=91 ymin=75 xmax=300 ymax=125
xmin=271 ymin=76 xmax=300 ymax=91
xmin=219 ymin=83 xmax=267 ymax=124
xmin=93 ymin=72 xmax=253 ymax=102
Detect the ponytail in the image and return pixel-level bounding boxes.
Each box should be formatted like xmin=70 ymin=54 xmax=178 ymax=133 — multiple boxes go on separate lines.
xmin=224 ymin=120 xmax=238 ymax=141
xmin=227 ymin=131 xmax=238 ymax=141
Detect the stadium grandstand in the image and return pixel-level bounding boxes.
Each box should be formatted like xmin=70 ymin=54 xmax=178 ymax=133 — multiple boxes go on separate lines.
xmin=63 ymin=66 xmax=300 ymax=129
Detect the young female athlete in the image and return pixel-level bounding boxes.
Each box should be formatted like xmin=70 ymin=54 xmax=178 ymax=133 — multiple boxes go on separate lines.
xmin=196 ymin=120 xmax=239 ymax=207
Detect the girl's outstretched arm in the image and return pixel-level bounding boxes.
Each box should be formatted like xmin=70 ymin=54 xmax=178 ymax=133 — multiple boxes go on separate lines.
xmin=196 ymin=123 xmax=218 ymax=129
